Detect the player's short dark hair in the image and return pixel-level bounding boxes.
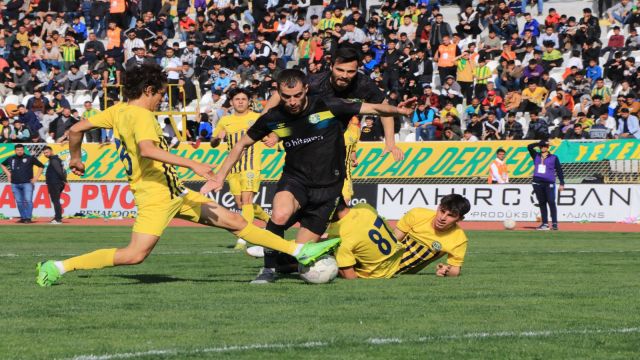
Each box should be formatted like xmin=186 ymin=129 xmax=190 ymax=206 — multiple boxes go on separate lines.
xmin=333 ymin=47 xmax=361 ymax=65
xmin=228 ymin=87 xmax=251 ymax=100
xmin=439 ymin=194 xmax=471 ymax=218
xmin=14 ymin=144 xmax=25 ymax=149
xmin=277 ymin=69 xmax=307 ymax=89
xmin=43 ymin=146 xmax=53 ymax=151
xmin=122 ymin=63 xmax=166 ymax=100
xmin=496 ymin=148 xmax=506 ymax=154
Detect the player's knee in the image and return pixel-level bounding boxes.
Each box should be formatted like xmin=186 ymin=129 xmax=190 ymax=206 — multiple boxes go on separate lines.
xmin=226 ymin=211 xmax=248 ymax=231
xmin=270 ymin=211 xmax=291 ymax=225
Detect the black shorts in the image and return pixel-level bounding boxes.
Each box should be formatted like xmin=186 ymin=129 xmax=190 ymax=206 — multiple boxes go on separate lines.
xmin=276 ymin=175 xmax=343 ymax=235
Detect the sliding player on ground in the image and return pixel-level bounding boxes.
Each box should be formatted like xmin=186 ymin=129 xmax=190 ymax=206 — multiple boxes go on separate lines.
xmin=329 ymin=194 xmax=471 ymax=279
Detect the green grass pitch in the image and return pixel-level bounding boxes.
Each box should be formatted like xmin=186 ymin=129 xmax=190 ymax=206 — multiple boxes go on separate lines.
xmin=1 ymin=226 xmax=639 ymax=360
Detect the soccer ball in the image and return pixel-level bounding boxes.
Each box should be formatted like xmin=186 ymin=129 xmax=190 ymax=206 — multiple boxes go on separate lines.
xmin=503 ymin=219 xmax=517 ymax=230
xmin=298 ymin=255 xmax=339 ymax=284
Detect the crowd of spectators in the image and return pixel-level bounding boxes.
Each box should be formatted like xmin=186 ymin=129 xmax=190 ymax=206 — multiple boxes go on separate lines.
xmin=1 ymin=0 xmax=640 ymax=145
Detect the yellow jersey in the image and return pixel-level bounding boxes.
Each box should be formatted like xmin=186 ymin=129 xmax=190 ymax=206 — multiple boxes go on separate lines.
xmin=396 ymin=208 xmax=468 ymax=274
xmin=213 ymin=111 xmax=262 ymax=174
xmin=344 ymin=122 xmax=360 ymax=181
xmin=328 ymin=204 xmax=403 ymax=279
xmin=87 ymin=103 xmax=184 ymax=201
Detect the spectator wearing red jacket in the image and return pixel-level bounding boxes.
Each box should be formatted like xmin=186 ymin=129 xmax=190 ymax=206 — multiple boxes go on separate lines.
xmin=482 ymin=90 xmax=507 ymax=119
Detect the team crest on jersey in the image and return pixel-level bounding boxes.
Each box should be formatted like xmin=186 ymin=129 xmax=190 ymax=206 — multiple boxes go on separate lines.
xmin=309 ymin=113 xmax=321 ymax=124
xmin=248 ymin=120 xmax=255 ymax=126
xmin=432 ymin=241 xmax=442 ymax=252
xmin=245 ymin=171 xmax=255 ymax=179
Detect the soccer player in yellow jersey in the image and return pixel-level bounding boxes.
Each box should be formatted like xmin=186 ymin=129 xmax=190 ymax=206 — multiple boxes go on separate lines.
xmin=211 ymin=88 xmax=271 ymax=250
xmin=35 ymin=64 xmax=340 ymax=287
xmin=342 ymin=117 xmax=360 ymax=204
xmin=329 ymin=194 xmax=471 ymax=279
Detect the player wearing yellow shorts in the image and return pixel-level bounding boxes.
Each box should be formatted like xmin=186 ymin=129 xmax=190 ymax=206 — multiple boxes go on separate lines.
xmin=342 ymin=117 xmax=360 ymax=204
xmin=329 ymin=194 xmax=470 ymax=279
xmin=35 ymin=64 xmax=341 ymax=287
xmin=212 ymin=88 xmax=271 ymax=250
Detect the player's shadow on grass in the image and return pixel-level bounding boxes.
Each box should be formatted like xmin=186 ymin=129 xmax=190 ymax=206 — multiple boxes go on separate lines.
xmin=109 ymin=274 xmax=251 ymax=284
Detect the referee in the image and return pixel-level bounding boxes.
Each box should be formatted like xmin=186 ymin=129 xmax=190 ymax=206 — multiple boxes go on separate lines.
xmin=527 ymin=140 xmax=565 ymax=231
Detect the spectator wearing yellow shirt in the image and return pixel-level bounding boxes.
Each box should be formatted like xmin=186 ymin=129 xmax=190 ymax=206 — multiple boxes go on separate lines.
xmin=519 ymin=82 xmax=548 ymax=113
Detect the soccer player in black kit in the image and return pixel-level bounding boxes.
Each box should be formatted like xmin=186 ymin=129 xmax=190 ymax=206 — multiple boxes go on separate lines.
xmin=263 ymin=47 xmax=404 ymax=161
xmin=202 ymin=69 xmax=414 ymax=283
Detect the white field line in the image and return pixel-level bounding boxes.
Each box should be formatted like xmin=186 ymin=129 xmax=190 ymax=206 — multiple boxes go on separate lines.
xmin=3 ymin=249 xmax=640 ymax=259
xmin=65 ymin=328 xmax=640 ymax=360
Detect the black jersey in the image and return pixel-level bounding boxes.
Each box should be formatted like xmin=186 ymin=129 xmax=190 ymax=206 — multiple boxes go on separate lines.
xmin=308 ymin=71 xmax=386 ymax=104
xmin=247 ymin=95 xmax=362 ymax=187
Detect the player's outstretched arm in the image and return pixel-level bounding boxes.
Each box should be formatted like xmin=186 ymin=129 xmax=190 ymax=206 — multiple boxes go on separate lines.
xmin=339 ymin=267 xmax=358 ymax=280
xmin=138 ymin=140 xmax=213 ymax=179
xmin=68 ymin=119 xmax=95 ymax=176
xmin=200 ymin=134 xmax=256 ymax=194
xmin=359 ymin=97 xmax=417 ymax=117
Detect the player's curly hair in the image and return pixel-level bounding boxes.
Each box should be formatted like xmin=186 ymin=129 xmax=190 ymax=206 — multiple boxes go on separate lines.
xmin=122 ymin=63 xmax=167 ymax=100
xmin=439 ymin=194 xmax=471 ymax=218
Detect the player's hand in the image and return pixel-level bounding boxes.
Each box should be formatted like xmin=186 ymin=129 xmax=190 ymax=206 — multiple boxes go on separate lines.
xmin=383 ymin=144 xmax=405 ymax=161
xmin=435 ymin=263 xmax=450 ymax=277
xmin=397 ymin=97 xmax=418 ymax=116
xmin=200 ymin=175 xmax=224 ymax=194
xmin=262 ymin=132 xmax=279 ymax=147
xmin=558 ymin=185 xmax=565 ymax=192
xmin=351 ymin=159 xmax=358 ymax=167
xmin=191 ymin=162 xmax=214 ymax=180
xmin=69 ymin=158 xmax=85 ymax=176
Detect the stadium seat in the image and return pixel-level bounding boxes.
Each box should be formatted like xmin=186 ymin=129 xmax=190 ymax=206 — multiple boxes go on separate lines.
xmin=21 ymin=95 xmax=33 ymax=106
xmin=549 ymin=67 xmax=565 ymax=83
xmin=3 ymin=94 xmax=22 ymax=107
xmin=199 ymin=91 xmax=213 ymax=106
xmin=74 ymin=93 xmax=92 ymax=107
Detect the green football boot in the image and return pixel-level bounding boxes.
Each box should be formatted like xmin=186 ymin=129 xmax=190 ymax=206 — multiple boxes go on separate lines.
xmin=36 ymin=261 xmax=62 ymax=287
xmin=295 ymin=238 xmax=341 ymax=266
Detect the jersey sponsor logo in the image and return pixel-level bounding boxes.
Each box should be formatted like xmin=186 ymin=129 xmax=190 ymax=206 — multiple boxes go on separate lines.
xmin=283 ymin=135 xmax=324 ymax=148
xmin=309 ymin=113 xmax=321 ymax=124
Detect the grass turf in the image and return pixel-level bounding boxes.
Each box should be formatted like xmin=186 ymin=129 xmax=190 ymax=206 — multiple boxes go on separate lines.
xmin=1 ymin=226 xmax=639 ymax=360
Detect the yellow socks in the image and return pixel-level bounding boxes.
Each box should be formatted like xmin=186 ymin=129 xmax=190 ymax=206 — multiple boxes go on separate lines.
xmin=253 ymin=204 xmax=271 ymax=222
xmin=62 ymin=248 xmax=117 ymax=272
xmin=241 ymin=204 xmax=255 ymax=223
xmin=237 ymin=224 xmax=296 ymax=255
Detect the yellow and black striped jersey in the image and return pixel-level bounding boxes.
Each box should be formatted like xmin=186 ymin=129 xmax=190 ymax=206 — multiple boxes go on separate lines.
xmin=87 ymin=103 xmax=185 ymax=200
xmin=213 ymin=111 xmax=262 ymax=174
xmin=344 ymin=121 xmax=360 ymax=181
xmin=328 ymin=203 xmax=403 ymax=279
xmin=395 ymin=208 xmax=468 ymax=274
